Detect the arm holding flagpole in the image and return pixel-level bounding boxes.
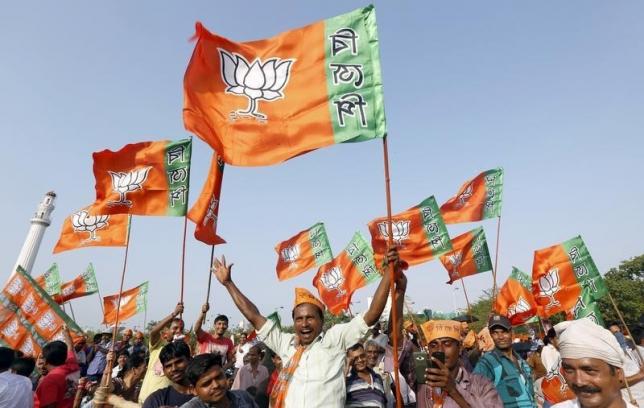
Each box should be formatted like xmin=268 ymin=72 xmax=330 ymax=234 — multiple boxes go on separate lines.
xmin=194 ymin=303 xmax=210 ymax=337
xmin=364 ymin=249 xmax=405 ymax=327
xmin=149 ymin=302 xmax=184 ymax=347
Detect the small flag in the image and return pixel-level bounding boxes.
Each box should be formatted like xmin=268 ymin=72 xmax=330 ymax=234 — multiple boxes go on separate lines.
xmin=275 ymin=223 xmax=333 ymax=281
xmin=53 ymin=206 xmax=129 ymax=253
xmin=542 ymin=362 xmax=576 ymax=404
xmin=439 ymin=227 xmax=493 ymax=284
xmin=532 ymin=236 xmax=607 ymax=318
xmin=184 ymin=6 xmax=386 ymax=166
xmin=103 ymin=282 xmax=149 ymax=325
xmin=35 ymin=264 xmax=62 ymax=296
xmin=367 ymin=196 xmax=452 ymax=268
xmin=92 ymin=139 xmax=192 ymax=216
xmin=0 ymin=267 xmax=84 ymax=356
xmin=494 ymin=267 xmax=538 ymax=325
xmin=187 ymin=152 xmax=226 ymax=246
xmin=313 ymin=232 xmax=379 ymax=315
xmin=566 ymin=290 xmax=605 ymax=326
xmin=440 ymin=168 xmax=503 ymax=224
xmin=53 ymin=264 xmax=99 ymax=304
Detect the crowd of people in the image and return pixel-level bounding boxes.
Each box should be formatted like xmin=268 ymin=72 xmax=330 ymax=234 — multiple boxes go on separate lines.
xmin=0 ymin=250 xmax=642 ymax=408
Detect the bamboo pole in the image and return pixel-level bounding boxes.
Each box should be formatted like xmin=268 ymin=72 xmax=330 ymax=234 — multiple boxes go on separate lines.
xmin=607 ymin=291 xmax=643 ymax=365
xmin=491 ymin=215 xmax=502 ymax=303
xmin=205 ymin=244 xmax=215 ymax=304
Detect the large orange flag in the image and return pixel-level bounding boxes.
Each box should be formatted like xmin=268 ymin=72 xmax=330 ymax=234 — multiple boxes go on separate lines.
xmin=183 ymin=6 xmax=386 ymax=166
xmin=275 ymin=223 xmax=333 ymax=281
xmin=439 ymin=227 xmax=493 ymax=284
xmin=542 ymin=362 xmax=576 ymax=404
xmin=103 ymin=282 xmax=148 ymax=325
xmin=494 ymin=267 xmax=538 ymax=325
xmin=53 ymin=264 xmax=99 ymax=304
xmin=53 ymin=206 xmax=128 ymax=253
xmin=187 ymin=153 xmax=226 ymax=246
xmin=440 ymin=168 xmax=503 ymax=224
xmin=92 ymin=139 xmax=192 ymax=216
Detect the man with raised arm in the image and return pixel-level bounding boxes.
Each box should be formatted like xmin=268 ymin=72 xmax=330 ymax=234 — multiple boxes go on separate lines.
xmin=211 ymin=249 xmax=405 ymax=408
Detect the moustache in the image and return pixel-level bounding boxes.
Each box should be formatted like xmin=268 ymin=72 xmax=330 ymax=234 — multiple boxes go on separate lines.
xmin=572 ymin=385 xmax=601 ymax=394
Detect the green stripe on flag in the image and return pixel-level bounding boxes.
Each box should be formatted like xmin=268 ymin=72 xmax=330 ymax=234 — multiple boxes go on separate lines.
xmin=164 ymin=139 xmax=192 ymax=216
xmin=82 ymin=263 xmax=99 ymax=294
xmin=471 ymin=227 xmax=493 ymax=273
xmin=136 ymin=282 xmax=149 ymax=314
xmin=418 ymin=196 xmax=452 ymax=256
xmin=482 ymin=168 xmax=504 ymax=219
xmin=42 ymin=264 xmax=62 ymax=296
xmin=572 ymin=289 xmax=605 ymax=326
xmin=510 ymin=267 xmax=531 ymax=289
xmin=345 ymin=231 xmax=379 ymax=284
xmin=561 ymin=236 xmax=607 ymax=301
xmin=309 ymin=223 xmax=333 ymax=266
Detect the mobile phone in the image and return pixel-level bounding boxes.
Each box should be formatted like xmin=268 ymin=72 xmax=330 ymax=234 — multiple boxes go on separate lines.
xmin=428 ymin=351 xmax=445 ymax=369
xmin=413 ymin=351 xmax=428 ymax=384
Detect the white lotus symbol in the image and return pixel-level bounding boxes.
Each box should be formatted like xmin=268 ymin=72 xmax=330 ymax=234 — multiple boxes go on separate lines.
xmin=456 ymin=183 xmax=473 ymax=208
xmin=203 ymin=195 xmax=219 ymax=230
xmin=219 ymin=49 xmax=295 ymax=121
xmin=507 ymin=296 xmax=531 ymax=318
xmin=281 ymin=245 xmax=300 ymax=264
xmin=72 ymin=211 xmax=109 ymax=241
xmin=112 ymin=295 xmax=133 ymax=310
xmin=377 ymin=220 xmax=411 ymax=245
xmin=539 ymin=267 xmax=561 ymax=310
xmin=108 ymin=167 xmax=152 ymax=207
xmin=320 ymin=267 xmax=346 ymax=298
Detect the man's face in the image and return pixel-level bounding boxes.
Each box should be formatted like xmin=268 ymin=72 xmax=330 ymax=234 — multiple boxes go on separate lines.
xmin=562 ymin=357 xmax=623 ymax=408
xmin=349 ymin=347 xmax=368 ymax=373
xmin=460 ymin=322 xmax=469 ymax=336
xmin=170 ymin=321 xmax=184 ymax=337
xmin=213 ymin=320 xmax=228 ymax=336
xmin=162 ymin=356 xmax=189 ymax=384
xmin=608 ymin=325 xmax=620 ymax=335
xmin=240 ymin=334 xmax=247 ymax=345
xmin=293 ymin=303 xmax=323 ymax=346
xmin=193 ymin=365 xmax=228 ymax=403
xmin=428 ymin=337 xmax=461 ymax=370
xmin=490 ymin=327 xmax=512 ymax=351
xmin=365 ymin=344 xmax=382 ymax=368
xmin=122 ymin=333 xmax=132 ymax=343
xmin=117 ymin=354 xmax=128 ymax=367
xmin=101 ymin=334 xmax=111 ymax=343
xmin=272 ymin=355 xmax=282 ymax=371
xmin=134 ymin=334 xmax=144 ymax=345
xmin=247 ymin=347 xmax=260 ymax=366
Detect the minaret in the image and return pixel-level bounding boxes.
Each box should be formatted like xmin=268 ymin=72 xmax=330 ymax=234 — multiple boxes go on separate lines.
xmin=12 ymin=191 xmax=57 ymax=275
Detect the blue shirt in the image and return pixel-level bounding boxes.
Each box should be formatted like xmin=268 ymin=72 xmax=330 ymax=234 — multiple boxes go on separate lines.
xmin=180 ymin=391 xmax=258 ymax=407
xmin=345 ymin=368 xmax=387 ymax=408
xmin=473 ymin=348 xmax=535 ymax=408
xmin=87 ymin=340 xmax=112 ymax=376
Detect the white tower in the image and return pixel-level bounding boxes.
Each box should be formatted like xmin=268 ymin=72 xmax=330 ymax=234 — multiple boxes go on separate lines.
xmin=13 ymin=191 xmax=56 ymax=275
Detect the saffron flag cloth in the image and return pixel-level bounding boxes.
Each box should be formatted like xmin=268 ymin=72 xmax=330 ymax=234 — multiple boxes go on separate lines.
xmin=542 ymin=362 xmax=576 ymax=404
xmin=103 ymin=282 xmax=148 ymax=325
xmin=187 ymin=152 xmax=226 ymax=245
xmin=0 ymin=267 xmax=83 ymax=356
xmin=313 ymin=232 xmax=379 ymax=315
xmin=367 ymin=196 xmax=452 ymax=268
xmin=92 ymin=139 xmax=192 ymax=216
xmin=275 ymin=223 xmax=333 ymax=281
xmin=35 ymin=264 xmax=62 ymax=296
xmin=53 ymin=206 xmax=129 ymax=253
xmin=566 ymin=289 xmax=605 ymax=326
xmin=439 ymin=227 xmax=493 ymax=284
xmin=440 ymin=168 xmax=503 ymax=224
xmin=53 ymin=264 xmax=99 ymax=304
xmin=184 ymin=5 xmax=386 ymax=166
xmin=532 ymin=236 xmax=607 ymax=318
xmin=494 ymin=267 xmax=538 ymax=325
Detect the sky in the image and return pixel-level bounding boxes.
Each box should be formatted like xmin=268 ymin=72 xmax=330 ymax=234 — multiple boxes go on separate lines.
xmin=1 ymin=1 xmax=643 ymax=332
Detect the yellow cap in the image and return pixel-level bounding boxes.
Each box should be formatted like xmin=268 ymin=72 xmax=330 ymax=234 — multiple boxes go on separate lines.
xmin=294 ymin=287 xmax=325 ymax=312
xmin=420 ymin=320 xmax=462 ymax=343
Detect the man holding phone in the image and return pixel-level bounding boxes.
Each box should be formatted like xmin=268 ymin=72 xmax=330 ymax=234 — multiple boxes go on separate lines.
xmin=417 ymin=320 xmax=503 ymax=408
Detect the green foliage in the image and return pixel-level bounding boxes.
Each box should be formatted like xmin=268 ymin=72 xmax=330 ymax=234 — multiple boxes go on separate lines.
xmin=597 ymin=255 xmax=644 ymax=327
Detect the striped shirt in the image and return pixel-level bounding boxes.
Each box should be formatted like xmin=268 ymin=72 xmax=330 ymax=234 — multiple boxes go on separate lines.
xmin=345 ymin=368 xmax=387 ymax=408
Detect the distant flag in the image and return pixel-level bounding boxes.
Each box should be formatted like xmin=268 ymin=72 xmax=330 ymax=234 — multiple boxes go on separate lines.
xmin=565 ymin=289 xmax=605 ymax=326
xmin=103 ymin=282 xmax=148 ymax=325
xmin=439 ymin=227 xmax=493 ymax=284
xmin=184 ymin=6 xmax=386 ymax=166
xmin=532 ymin=236 xmax=607 ymax=318
xmin=92 ymin=139 xmax=192 ymax=216
xmin=494 ymin=267 xmax=538 ymax=325
xmin=53 ymin=264 xmax=99 ymax=304
xmin=368 ymin=196 xmax=452 ymax=268
xmin=35 ymin=264 xmax=62 ymax=296
xmin=440 ymin=168 xmax=503 ymax=224
xmin=313 ymin=232 xmax=379 ymax=315
xmin=187 ymin=152 xmax=226 ymax=246
xmin=0 ymin=267 xmax=84 ymax=356
xmin=275 ymin=223 xmax=333 ymax=281
xmin=53 ymin=206 xmax=129 ymax=253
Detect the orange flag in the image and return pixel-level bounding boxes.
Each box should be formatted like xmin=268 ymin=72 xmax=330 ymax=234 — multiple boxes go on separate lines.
xmin=183 ymin=6 xmax=386 ymax=166
xmin=494 ymin=267 xmax=538 ymax=325
xmin=102 ymin=282 xmax=148 ymax=325
xmin=92 ymin=139 xmax=192 ymax=216
xmin=440 ymin=168 xmax=503 ymax=224
xmin=53 ymin=206 xmax=128 ymax=253
xmin=542 ymin=363 xmax=576 ymax=404
xmin=439 ymin=227 xmax=493 ymax=284
xmin=274 ymin=223 xmax=333 ymax=281
xmin=53 ymin=264 xmax=99 ymax=304
xmin=187 ymin=153 xmax=226 ymax=245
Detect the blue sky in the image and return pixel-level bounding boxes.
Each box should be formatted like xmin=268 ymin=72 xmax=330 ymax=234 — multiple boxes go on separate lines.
xmin=1 ymin=1 xmax=643 ymax=331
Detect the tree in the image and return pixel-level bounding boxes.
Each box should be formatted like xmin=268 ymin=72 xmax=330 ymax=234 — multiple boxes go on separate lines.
xmin=597 ymin=254 xmax=644 ymax=327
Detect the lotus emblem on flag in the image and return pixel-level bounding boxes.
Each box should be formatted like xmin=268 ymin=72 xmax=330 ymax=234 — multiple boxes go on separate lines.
xmin=377 ymin=220 xmax=411 ymax=245
xmin=456 ymin=183 xmax=473 ymax=208
xmin=72 ymin=211 xmax=110 ymax=241
xmin=539 ymin=267 xmax=561 ymax=310
xmin=281 ymin=245 xmax=300 ymax=264
xmin=108 ymin=167 xmax=152 ymax=207
xmin=507 ymin=297 xmax=531 ymax=318
xmin=448 ymin=252 xmax=463 ymax=268
xmin=219 ymin=49 xmax=295 ymax=121
xmin=112 ymin=295 xmax=133 ymax=310
xmin=320 ymin=267 xmax=346 ymax=298
xmin=20 ymin=337 xmax=34 ymax=355
xmin=203 ymin=195 xmax=219 ymax=231
xmin=1 ymin=320 xmax=18 ymax=338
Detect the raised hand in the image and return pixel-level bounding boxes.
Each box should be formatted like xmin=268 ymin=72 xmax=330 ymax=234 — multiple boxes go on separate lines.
xmin=212 ymin=255 xmax=234 ymax=285
xmin=173 ymin=302 xmax=184 ymax=317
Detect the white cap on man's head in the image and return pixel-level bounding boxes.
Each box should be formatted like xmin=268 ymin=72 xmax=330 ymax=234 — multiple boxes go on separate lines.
xmin=554 ymin=317 xmax=626 ymax=368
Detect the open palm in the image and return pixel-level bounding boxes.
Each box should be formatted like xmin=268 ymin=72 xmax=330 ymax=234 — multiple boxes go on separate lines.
xmin=212 ymin=255 xmax=234 ymax=284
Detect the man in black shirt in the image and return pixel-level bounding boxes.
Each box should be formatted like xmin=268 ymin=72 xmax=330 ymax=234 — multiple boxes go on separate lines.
xmin=143 ymin=341 xmax=193 ymax=408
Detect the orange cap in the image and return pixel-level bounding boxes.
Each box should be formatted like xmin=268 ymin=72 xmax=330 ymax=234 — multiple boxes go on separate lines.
xmin=463 ymin=330 xmax=477 ymax=348
xmin=294 ymin=287 xmax=325 ymax=312
xmin=403 ymin=320 xmax=414 ymax=330
xmin=420 ymin=320 xmax=462 ymax=343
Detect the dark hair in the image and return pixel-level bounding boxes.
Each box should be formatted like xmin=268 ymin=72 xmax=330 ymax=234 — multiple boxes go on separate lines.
xmin=42 ymin=341 xmax=68 ymax=366
xmin=186 ymin=353 xmax=223 ymax=386
xmin=117 ymin=349 xmax=130 ymax=359
xmin=159 ymin=341 xmax=191 ymax=365
xmin=171 ymin=318 xmax=185 ymax=328
xmin=214 ymin=315 xmax=229 ymax=324
xmin=543 ymin=336 xmax=551 ymax=346
xmin=93 ymin=333 xmax=102 ymax=343
xmin=0 ymin=347 xmax=15 ymax=371
xmin=12 ymin=356 xmax=36 ymax=377
xmin=118 ymin=352 xmax=147 ymax=379
xmin=348 ymin=343 xmax=364 ymax=353
xmin=608 ymin=322 xmax=621 ymax=329
xmin=546 ymin=328 xmax=556 ymax=339
xmin=291 ymin=303 xmax=324 ymax=320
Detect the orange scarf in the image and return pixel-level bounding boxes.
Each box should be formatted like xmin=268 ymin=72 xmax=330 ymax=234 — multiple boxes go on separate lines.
xmin=270 ymin=345 xmax=305 ymax=408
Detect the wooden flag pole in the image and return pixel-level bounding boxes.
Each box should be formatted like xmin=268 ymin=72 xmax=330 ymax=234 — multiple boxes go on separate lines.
xmin=382 ymin=136 xmax=403 ymax=408
xmin=607 ymin=291 xmax=644 ymax=364
xmin=205 ymin=244 xmax=215 ymax=304
xmin=491 ymin=215 xmax=502 ymax=303
xmin=459 ymin=277 xmax=473 ymax=316
xmin=66 ymin=301 xmax=77 ymax=322
xmin=179 ymin=214 xmax=189 ymax=314
xmin=403 ymin=300 xmax=427 ymax=348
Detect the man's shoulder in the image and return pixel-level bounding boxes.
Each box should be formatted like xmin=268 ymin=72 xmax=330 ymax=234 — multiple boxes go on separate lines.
xmin=229 ymin=389 xmax=256 ymax=402
xmin=552 ymin=399 xmax=578 ymax=408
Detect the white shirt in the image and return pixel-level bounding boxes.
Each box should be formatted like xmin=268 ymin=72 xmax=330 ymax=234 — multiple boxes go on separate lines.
xmin=552 ymin=398 xmax=637 ymax=408
xmin=541 ymin=344 xmax=560 ymax=373
xmin=257 ymin=313 xmax=369 ymax=408
xmin=621 ymin=346 xmax=644 ymax=408
xmin=0 ymin=371 xmax=33 ymax=408
xmin=234 ymin=343 xmax=251 ymax=369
